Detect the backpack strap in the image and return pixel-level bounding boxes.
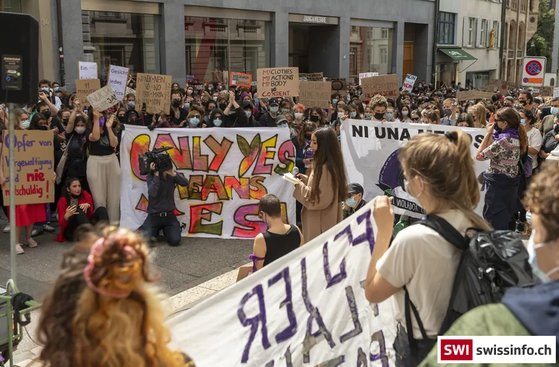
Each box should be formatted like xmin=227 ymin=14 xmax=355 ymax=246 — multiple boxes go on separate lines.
xmin=418 ymin=214 xmax=469 ymax=251
xmin=403 ymin=286 xmax=429 ymax=353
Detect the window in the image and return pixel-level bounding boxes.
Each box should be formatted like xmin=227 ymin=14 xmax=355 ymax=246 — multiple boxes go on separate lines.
xmin=349 ymin=26 xmax=393 ymax=78
xmin=438 ymin=12 xmax=456 ymax=44
xmin=465 ymin=17 xmax=477 ymax=47
xmin=480 ymin=19 xmax=488 ymax=47
xmin=491 ymin=21 xmax=499 ymax=48
xmin=381 ymin=28 xmax=389 ymax=39
xmin=380 ymin=47 xmax=388 ymax=64
xmin=520 ymin=0 xmax=528 ymax=12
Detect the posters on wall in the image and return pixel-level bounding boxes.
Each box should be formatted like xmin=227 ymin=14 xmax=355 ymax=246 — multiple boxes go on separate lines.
xmin=119 ymin=126 xmax=296 ymax=239
xmin=257 ymin=67 xmax=300 ymax=98
xmin=135 ymin=73 xmax=173 ymax=114
xmin=1 ymin=131 xmax=54 ymax=205
xmin=340 ymin=120 xmax=489 ymax=218
xmin=169 ymin=200 xmax=397 ymax=366
xmin=108 ymin=65 xmax=129 ymax=101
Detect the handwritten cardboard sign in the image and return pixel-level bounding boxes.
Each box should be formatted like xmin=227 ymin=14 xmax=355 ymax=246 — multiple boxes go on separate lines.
xmin=456 ymin=90 xmax=494 ymax=101
xmin=299 ymin=72 xmax=324 ymax=81
xmin=2 ymin=130 xmax=55 ymax=205
xmin=229 ymin=72 xmax=253 ymax=88
xmin=78 ymin=61 xmax=98 ymax=80
xmin=135 ymin=73 xmax=172 ymax=114
xmin=75 ymin=79 xmax=101 ymax=106
xmin=361 ymin=74 xmax=399 ymax=98
xmin=87 ymin=85 xmax=119 ymax=111
xmin=358 ymin=72 xmax=379 ymax=85
xmin=108 ymin=65 xmax=129 ymax=101
xmin=257 ymin=67 xmax=299 ymax=98
xmin=299 ymin=81 xmax=331 ymax=108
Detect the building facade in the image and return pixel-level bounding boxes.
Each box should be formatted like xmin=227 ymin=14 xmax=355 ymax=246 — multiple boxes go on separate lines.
xmin=435 ymin=0 xmax=504 ymax=89
xmin=502 ymin=0 xmax=539 ymax=85
xmin=1 ymin=0 xmax=436 ymax=89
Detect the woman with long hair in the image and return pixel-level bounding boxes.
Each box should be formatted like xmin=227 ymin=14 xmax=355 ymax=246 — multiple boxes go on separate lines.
xmin=37 ymin=226 xmax=194 ymax=367
xmin=365 ymin=130 xmax=490 ymax=365
xmin=294 ymin=127 xmax=348 ymax=241
xmin=476 ymin=107 xmax=527 ymax=229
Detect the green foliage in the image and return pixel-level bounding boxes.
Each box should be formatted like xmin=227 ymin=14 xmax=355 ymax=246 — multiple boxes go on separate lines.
xmin=526 ymin=0 xmax=555 ymax=70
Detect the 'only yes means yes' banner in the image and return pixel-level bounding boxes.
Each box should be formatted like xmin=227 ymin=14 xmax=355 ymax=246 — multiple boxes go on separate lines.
xmin=341 ymin=120 xmax=490 ymax=218
xmin=120 ymin=125 xmax=296 ymax=238
xmin=170 ymin=200 xmax=398 ymax=366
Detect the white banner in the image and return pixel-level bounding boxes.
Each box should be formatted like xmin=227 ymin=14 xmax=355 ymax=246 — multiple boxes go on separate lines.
xmin=108 ymin=65 xmax=129 ymax=101
xmin=341 ymin=121 xmax=489 ymax=218
xmin=120 ymin=125 xmax=296 ymax=239
xmin=170 ymin=200 xmax=397 ymax=366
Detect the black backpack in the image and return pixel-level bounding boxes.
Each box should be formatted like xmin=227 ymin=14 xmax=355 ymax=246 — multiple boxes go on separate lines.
xmin=420 ymin=215 xmax=537 ymax=334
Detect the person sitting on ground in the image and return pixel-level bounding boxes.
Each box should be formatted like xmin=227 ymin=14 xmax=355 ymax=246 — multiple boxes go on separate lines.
xmin=419 ymin=161 xmax=559 ymax=366
xmin=56 ymin=177 xmax=109 ymax=242
xmin=37 ymin=225 xmax=195 ymax=367
xmin=343 ymin=183 xmax=367 ymax=219
xmin=250 ymin=194 xmax=304 ymax=271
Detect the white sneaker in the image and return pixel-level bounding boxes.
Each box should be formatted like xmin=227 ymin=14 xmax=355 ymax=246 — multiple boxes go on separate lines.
xmin=3 ymin=225 xmax=9 ymax=233
xmin=27 ymin=238 xmax=38 ymax=248
xmin=16 ymin=244 xmax=24 ymax=255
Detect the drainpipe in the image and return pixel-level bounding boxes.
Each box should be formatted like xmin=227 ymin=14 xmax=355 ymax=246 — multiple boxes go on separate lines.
xmin=56 ymin=0 xmax=65 ymax=85
xmin=499 ymin=0 xmax=506 ymax=80
xmin=433 ymin=0 xmax=440 ymax=85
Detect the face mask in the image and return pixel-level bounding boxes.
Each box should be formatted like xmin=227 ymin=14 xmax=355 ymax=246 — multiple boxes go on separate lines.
xmin=41 ymin=87 xmax=50 ymax=93
xmin=527 ymin=230 xmax=559 ymax=282
xmin=213 ymin=118 xmax=223 ymax=127
xmin=350 ymin=111 xmax=357 ymax=118
xmin=310 ymin=115 xmax=319 ymax=122
xmin=53 ymin=87 xmax=60 ymax=92
xmin=345 ymin=197 xmax=356 ymax=209
xmin=374 ymin=112 xmax=385 ymax=120
xmin=127 ymin=101 xmax=136 ymax=110
xmin=184 ymin=102 xmax=191 ymax=109
xmin=402 ymin=110 xmax=409 ymax=117
xmin=172 ymin=99 xmax=182 ymax=108
xmin=189 ymin=117 xmax=200 ymax=127
xmin=118 ymin=115 xmax=126 ymax=123
xmin=385 ymin=112 xmax=395 ymax=121
xmin=270 ymin=106 xmax=279 ymax=114
xmin=520 ymin=118 xmax=526 ymax=125
xmin=41 ymin=110 xmax=51 ymax=119
xmin=20 ymin=120 xmax=30 ymax=129
xmin=294 ymin=112 xmax=304 ymax=120
xmin=332 ymin=99 xmax=338 ymax=105
xmin=75 ymin=126 xmax=86 ymax=134
xmin=62 ymin=118 xmax=69 ymax=125
xmin=443 ymin=108 xmax=452 ymax=117
xmin=212 ymin=96 xmax=218 ymax=101
xmin=245 ymin=110 xmax=252 ymax=119
xmin=277 ymin=122 xmax=288 ymax=128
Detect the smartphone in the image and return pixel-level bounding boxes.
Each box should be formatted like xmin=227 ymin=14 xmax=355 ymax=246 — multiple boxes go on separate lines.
xmin=70 ymin=198 xmax=78 ymax=208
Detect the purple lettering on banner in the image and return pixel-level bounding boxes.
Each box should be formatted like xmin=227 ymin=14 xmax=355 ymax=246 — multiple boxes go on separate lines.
xmin=301 ymin=257 xmax=335 ymax=363
xmin=370 ymin=330 xmax=389 ymax=367
xmin=267 ymin=268 xmax=297 ymax=343
xmin=322 ymin=241 xmax=347 ymax=288
xmin=352 ymin=210 xmax=375 ymax=253
xmin=339 ymin=286 xmax=363 ymax=343
xmin=237 ymin=284 xmax=271 ymax=363
xmin=357 ymin=347 xmax=368 ymax=366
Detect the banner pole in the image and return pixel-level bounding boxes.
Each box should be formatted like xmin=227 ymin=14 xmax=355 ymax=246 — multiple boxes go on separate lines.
xmin=7 ymin=103 xmax=17 ymax=284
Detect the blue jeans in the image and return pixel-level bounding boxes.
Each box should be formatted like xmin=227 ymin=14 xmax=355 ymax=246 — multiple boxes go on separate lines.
xmin=139 ymin=212 xmax=182 ymax=247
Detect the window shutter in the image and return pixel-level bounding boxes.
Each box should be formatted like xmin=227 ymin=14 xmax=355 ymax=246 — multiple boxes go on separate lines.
xmin=463 ymin=17 xmax=468 ymax=47
xmin=477 ymin=18 xmax=483 ymax=48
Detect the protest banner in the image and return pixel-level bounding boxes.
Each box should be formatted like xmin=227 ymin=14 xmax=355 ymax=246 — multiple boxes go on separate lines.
xmin=361 ymin=74 xmax=399 ymax=98
xmin=341 ymin=120 xmax=489 ymax=218
xmin=120 ymin=126 xmax=296 ymax=239
xmin=169 ymin=200 xmax=397 ymax=366
xmin=456 ymin=90 xmax=494 ymax=101
xmin=299 ymin=72 xmax=324 ymax=81
xmin=257 ymin=67 xmax=299 ymax=98
xmin=135 ymin=73 xmax=173 ymax=114
xmin=358 ymin=72 xmax=379 ymax=85
xmin=2 ymin=130 xmax=55 ymax=205
xmin=229 ymin=72 xmax=253 ymax=88
xmin=108 ymin=65 xmax=129 ymax=101
xmin=78 ymin=61 xmax=98 ymax=80
xmin=298 ymin=81 xmax=331 ymax=108
xmin=86 ymin=85 xmax=119 ymax=112
xmin=75 ymin=79 xmax=101 ymax=106
xmin=401 ymin=74 xmax=417 ymax=93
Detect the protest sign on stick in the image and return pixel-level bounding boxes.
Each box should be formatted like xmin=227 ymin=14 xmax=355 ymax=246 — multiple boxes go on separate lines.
xmin=299 ymin=81 xmax=331 ymax=108
xmin=299 ymin=72 xmax=324 ymax=81
xmin=87 ymin=85 xmax=119 ymax=111
xmin=2 ymin=130 xmax=55 ymax=204
xmin=402 ymin=74 xmax=417 ymax=93
xmin=358 ymin=72 xmax=379 ymax=85
xmin=229 ymin=72 xmax=253 ymax=88
xmin=257 ymin=67 xmax=299 ymax=98
xmin=135 ymin=73 xmax=173 ymax=114
xmin=78 ymin=61 xmax=98 ymax=80
xmin=361 ymin=74 xmax=399 ymax=98
xmin=75 ymin=79 xmax=101 ymax=106
xmin=456 ymin=90 xmax=494 ymax=101
xmin=108 ymin=65 xmax=129 ymax=101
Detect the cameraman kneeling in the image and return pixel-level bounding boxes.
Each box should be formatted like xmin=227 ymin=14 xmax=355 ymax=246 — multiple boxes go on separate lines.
xmin=140 ymin=161 xmax=189 ymax=246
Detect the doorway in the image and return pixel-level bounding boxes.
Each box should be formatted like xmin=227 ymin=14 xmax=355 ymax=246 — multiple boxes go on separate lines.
xmin=403 ymin=41 xmax=414 ymax=78
xmin=288 ymin=23 xmax=339 ymax=77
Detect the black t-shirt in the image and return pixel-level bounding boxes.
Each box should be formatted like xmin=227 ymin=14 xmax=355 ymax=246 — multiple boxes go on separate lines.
xmin=50 ymin=117 xmax=65 ymax=152
xmin=88 ymin=127 xmax=118 ymax=156
xmin=169 ymin=107 xmax=188 ymax=126
xmin=65 ymin=131 xmax=88 ymax=159
xmin=263 ymin=225 xmax=301 ymax=266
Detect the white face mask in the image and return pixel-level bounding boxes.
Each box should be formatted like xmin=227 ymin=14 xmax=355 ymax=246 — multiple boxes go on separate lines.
xmin=75 ymin=126 xmax=86 ymax=134
xmin=20 ymin=120 xmax=30 ymax=129
xmin=213 ymin=118 xmax=223 ymax=127
xmin=294 ymin=112 xmax=304 ymax=120
xmin=528 ymin=229 xmax=559 ymax=282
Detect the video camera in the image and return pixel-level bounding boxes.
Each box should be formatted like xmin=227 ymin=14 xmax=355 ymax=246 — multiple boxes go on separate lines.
xmin=139 ymin=146 xmax=173 ymax=175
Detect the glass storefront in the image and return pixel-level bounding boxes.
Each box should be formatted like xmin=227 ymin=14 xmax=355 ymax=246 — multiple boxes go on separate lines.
xmin=83 ymin=10 xmax=161 ymax=79
xmin=185 ymin=16 xmax=270 ymax=83
xmin=349 ymin=26 xmax=393 ymax=79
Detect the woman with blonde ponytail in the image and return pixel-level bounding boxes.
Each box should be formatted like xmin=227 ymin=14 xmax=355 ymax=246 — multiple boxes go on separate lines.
xmin=37 ymin=226 xmax=195 ymax=367
xmin=364 ymin=130 xmax=490 ymax=365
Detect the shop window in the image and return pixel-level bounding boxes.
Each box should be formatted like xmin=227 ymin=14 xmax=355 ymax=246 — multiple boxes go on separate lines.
xmin=349 ymin=26 xmax=393 ymax=78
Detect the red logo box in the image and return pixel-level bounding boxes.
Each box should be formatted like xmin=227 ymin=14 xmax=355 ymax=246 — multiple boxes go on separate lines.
xmin=440 ymin=339 xmax=473 ymax=361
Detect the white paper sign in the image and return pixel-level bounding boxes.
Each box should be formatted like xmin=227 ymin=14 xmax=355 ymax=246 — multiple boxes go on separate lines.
xmin=86 ymin=85 xmax=118 ymax=112
xmin=119 ymin=126 xmax=297 ymax=239
xmin=108 ymin=65 xmax=129 ymax=101
xmin=553 ymin=87 xmax=559 ymax=98
xmin=359 ymin=72 xmax=379 ymax=85
xmin=402 ymin=74 xmax=417 ymax=93
xmin=78 ymin=61 xmax=98 ymax=80
xmin=169 ymin=200 xmax=397 ymax=366
xmin=341 ymin=120 xmax=489 ymax=218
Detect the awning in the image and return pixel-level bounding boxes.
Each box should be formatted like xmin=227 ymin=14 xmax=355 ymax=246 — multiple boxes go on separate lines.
xmin=438 ymin=48 xmax=477 ymax=61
